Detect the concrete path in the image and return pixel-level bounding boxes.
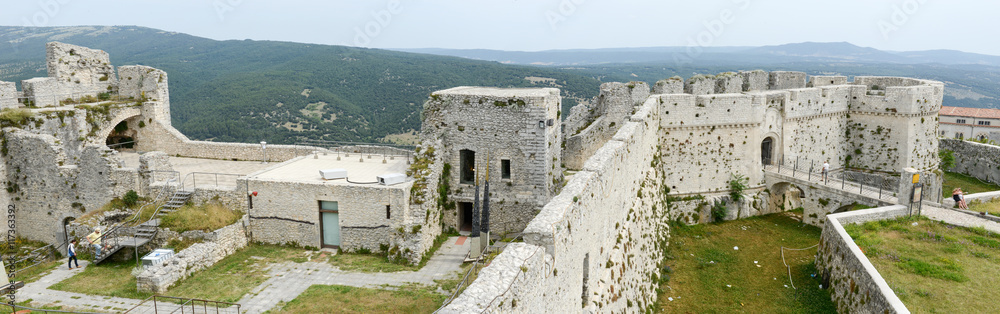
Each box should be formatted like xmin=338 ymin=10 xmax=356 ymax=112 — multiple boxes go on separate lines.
xmin=15 ymin=260 xmax=146 ymax=313
xmin=923 ymin=205 xmax=1000 ymax=233
xmin=14 ymin=237 xmax=469 ymax=313
xmin=238 ymin=236 xmax=469 ymax=313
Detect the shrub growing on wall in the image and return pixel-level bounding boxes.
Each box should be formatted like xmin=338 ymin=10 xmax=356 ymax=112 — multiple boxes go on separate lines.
xmin=728 ymin=174 xmax=748 ymax=203
xmin=123 ymin=190 xmax=139 ymax=207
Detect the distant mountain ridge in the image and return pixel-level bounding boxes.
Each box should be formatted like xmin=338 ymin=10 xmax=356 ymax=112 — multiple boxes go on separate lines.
xmin=0 ymin=26 xmax=602 ymax=144
xmin=396 ymin=42 xmax=1000 ymax=67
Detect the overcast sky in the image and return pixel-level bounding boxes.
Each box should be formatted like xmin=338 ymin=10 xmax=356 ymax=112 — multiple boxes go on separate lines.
xmin=2 ymin=0 xmax=996 ymax=55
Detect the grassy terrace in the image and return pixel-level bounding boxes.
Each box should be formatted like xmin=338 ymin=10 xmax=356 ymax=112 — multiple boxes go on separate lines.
xmin=658 ymin=213 xmax=834 ymax=313
xmin=51 ymin=245 xmax=312 ymax=302
xmin=845 ymin=216 xmax=1000 ymax=312
xmin=969 ymin=197 xmax=1000 ymax=216
xmin=942 ymin=171 xmax=1000 ymax=200
xmin=268 ymin=284 xmax=446 ymax=313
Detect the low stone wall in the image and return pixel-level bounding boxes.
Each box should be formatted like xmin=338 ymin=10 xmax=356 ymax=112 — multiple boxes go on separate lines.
xmin=444 ymin=87 xmax=667 ymax=312
xmin=815 ymin=205 xmax=910 ymax=313
xmin=941 ymin=138 xmax=1000 ymax=185
xmin=136 ymin=216 xmax=250 ymax=293
xmin=139 ymin=121 xmax=318 ymax=163
xmin=943 ymin=190 xmax=1000 ymax=208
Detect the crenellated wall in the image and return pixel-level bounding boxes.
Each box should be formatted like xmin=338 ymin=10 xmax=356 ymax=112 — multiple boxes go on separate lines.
xmin=444 ymin=87 xmax=667 ymax=313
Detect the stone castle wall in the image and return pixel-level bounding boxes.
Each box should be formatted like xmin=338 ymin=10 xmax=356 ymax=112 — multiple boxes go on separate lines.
xmin=19 ymin=42 xmax=116 ymax=107
xmin=137 ymin=216 xmax=250 ymax=293
xmin=815 ymin=205 xmax=909 ymax=313
xmin=246 ymin=163 xmax=414 ymax=254
xmin=940 ymin=138 xmax=1000 ymax=185
xmin=444 ymin=87 xmax=667 ymax=313
xmin=421 ymin=87 xmax=562 ymax=235
xmin=564 ymin=82 xmax=649 ymax=170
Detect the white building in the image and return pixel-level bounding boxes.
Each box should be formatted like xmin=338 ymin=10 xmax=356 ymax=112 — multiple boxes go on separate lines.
xmin=939 ymin=106 xmax=1000 ymax=143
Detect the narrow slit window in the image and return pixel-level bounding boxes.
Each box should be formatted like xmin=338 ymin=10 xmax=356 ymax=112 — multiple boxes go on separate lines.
xmin=501 ymin=159 xmax=511 ymax=179
xmin=386 ymin=205 xmax=391 ymax=219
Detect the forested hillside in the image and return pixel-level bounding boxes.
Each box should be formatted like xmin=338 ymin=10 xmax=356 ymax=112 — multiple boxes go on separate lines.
xmin=3 ymin=26 xmax=997 ymax=144
xmin=0 ymin=26 xmax=601 ymax=144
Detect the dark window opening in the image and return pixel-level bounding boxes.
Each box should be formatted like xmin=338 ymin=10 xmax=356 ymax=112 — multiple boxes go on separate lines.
xmin=956 ymin=119 xmax=966 ymax=124
xmin=501 ymin=159 xmax=511 ymax=179
xmin=459 ymin=202 xmax=473 ymax=232
xmin=979 ymin=121 xmax=991 ymax=126
xmin=386 ymin=205 xmax=391 ymax=219
xmin=460 ymin=149 xmax=476 ymax=184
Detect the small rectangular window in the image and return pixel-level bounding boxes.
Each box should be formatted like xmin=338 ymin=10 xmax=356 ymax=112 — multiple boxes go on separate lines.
xmin=319 ymin=201 xmax=338 ymax=211
xmin=386 ymin=205 xmax=391 ymax=219
xmin=957 ymin=119 xmax=966 ymax=124
xmin=501 ymin=159 xmax=511 ymax=179
xmin=979 ymin=121 xmax=991 ymax=126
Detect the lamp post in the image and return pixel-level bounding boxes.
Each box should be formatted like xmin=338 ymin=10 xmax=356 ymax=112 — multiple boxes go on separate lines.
xmin=260 ymin=141 xmax=267 ymax=164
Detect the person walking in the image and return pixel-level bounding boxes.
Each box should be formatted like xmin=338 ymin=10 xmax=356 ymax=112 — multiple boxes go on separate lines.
xmin=68 ymin=239 xmax=80 ymax=270
xmin=87 ymin=227 xmax=103 ymax=258
xmin=822 ymin=160 xmax=830 ymax=182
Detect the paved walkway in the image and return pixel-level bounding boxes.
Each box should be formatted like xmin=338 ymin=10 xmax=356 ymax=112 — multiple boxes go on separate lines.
xmin=14 ymin=237 xmax=469 ymax=313
xmin=923 ymin=205 xmax=1000 ymax=233
xmin=239 ymin=237 xmax=469 ymax=313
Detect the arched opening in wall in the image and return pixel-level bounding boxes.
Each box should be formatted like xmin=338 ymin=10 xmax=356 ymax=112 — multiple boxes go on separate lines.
xmin=761 ymin=137 xmax=774 ymax=165
xmin=106 ymin=119 xmax=136 ymax=151
xmin=62 ymin=216 xmax=76 ymax=248
xmin=833 ymin=204 xmax=855 ymax=214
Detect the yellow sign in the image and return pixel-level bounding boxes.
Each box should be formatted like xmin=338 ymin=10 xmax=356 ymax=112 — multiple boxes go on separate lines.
xmin=912 ymin=174 xmax=920 ymax=184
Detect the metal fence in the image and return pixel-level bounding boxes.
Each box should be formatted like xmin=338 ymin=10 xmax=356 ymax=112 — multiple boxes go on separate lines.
xmin=124 ymin=295 xmax=241 ymax=314
xmin=434 ymin=235 xmax=521 ymax=313
xmin=764 ymin=156 xmax=896 ymax=202
xmin=1 ymin=303 xmax=103 ymax=314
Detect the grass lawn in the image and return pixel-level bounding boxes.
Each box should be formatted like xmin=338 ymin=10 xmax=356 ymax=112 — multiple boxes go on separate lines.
xmin=968 ymin=198 xmax=1000 ymax=216
xmin=51 ymin=245 xmax=311 ymax=303
xmin=267 ymin=284 xmax=445 ymax=313
xmin=160 ymin=201 xmax=243 ymax=232
xmin=162 ymin=245 xmax=309 ymax=303
xmin=657 ymin=213 xmax=835 ymax=313
xmin=49 ymin=259 xmax=151 ymax=299
xmin=942 ymin=171 xmax=1000 ymax=199
xmin=328 ymin=253 xmax=419 ymax=272
xmin=844 ymin=216 xmax=1000 ymax=312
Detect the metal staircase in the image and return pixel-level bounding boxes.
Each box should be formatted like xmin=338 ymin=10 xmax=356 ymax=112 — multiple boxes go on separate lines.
xmin=92 ymin=187 xmax=193 ymax=264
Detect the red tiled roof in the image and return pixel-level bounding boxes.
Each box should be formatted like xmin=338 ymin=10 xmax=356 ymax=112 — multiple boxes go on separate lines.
xmin=940 ymin=106 xmax=1000 ymax=119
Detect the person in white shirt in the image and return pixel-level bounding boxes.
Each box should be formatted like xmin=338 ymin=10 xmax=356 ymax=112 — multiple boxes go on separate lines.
xmin=822 ymin=160 xmax=830 ymax=182
xmin=68 ymin=239 xmax=80 ymax=269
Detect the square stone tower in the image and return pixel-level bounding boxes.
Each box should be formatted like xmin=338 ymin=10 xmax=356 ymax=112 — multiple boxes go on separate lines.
xmin=421 ymin=87 xmax=562 ymax=235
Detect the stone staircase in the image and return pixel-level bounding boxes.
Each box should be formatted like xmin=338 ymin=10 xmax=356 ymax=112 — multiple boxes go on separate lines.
xmin=92 ymin=190 xmax=193 ymax=264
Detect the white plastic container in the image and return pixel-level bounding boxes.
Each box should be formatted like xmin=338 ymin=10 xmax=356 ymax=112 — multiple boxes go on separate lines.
xmin=377 ymin=173 xmax=407 ymax=186
xmin=141 ymin=248 xmax=175 ymax=267
xmin=319 ymin=169 xmax=348 ymax=180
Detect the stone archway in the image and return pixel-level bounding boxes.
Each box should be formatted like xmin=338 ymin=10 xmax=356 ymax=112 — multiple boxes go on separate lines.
xmin=768 ymin=182 xmax=804 ymax=212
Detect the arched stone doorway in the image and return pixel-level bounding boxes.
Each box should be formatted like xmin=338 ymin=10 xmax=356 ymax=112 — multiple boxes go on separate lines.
xmin=761 ymin=137 xmax=774 ymax=165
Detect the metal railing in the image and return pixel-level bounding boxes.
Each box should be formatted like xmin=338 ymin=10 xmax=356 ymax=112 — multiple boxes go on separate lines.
xmin=297 ymin=140 xmax=415 ymax=163
xmin=434 ymin=234 xmax=522 ymax=313
xmin=180 ymin=172 xmax=242 ymax=191
xmin=764 ymin=156 xmax=896 ymax=202
xmin=124 ymin=295 xmax=241 ymax=314
xmin=93 ymin=183 xmax=174 ymax=262
xmin=2 ymin=303 xmax=102 ymax=314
